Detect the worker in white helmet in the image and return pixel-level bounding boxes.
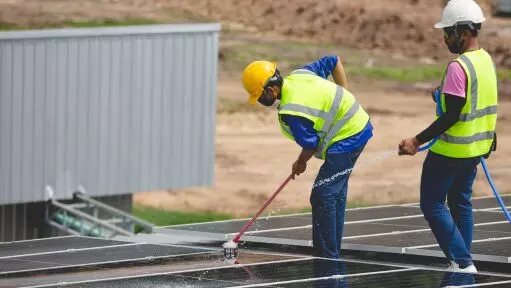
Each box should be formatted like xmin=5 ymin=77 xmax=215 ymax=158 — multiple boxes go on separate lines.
xmin=399 ymin=0 xmax=498 ymax=274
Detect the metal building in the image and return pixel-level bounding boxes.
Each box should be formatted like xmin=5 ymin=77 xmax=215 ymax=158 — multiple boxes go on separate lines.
xmin=0 ymin=23 xmax=221 ymax=241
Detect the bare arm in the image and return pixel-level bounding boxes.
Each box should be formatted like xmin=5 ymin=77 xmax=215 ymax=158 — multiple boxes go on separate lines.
xmin=298 ymin=148 xmax=316 ymax=164
xmin=331 ymin=56 xmax=348 ymax=88
xmin=291 ymin=148 xmax=316 ymax=179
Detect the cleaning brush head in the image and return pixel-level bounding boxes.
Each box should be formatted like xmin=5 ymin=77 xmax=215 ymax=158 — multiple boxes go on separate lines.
xmin=223 ymin=240 xmax=238 ymax=262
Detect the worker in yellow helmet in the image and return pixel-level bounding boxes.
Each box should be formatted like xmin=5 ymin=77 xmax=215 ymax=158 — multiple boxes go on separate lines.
xmin=242 ymin=56 xmax=373 ymax=259
xmin=399 ymin=0 xmax=498 ymax=274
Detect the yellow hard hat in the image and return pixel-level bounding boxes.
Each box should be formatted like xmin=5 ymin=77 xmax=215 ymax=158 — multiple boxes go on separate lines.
xmin=242 ymin=60 xmax=277 ymax=104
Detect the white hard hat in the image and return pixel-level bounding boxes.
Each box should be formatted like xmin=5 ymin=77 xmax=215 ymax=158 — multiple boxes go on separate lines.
xmin=434 ymin=0 xmax=486 ymax=29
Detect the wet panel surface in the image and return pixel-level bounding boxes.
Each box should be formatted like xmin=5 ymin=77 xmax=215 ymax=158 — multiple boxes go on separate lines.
xmin=0 ymin=244 xmax=212 ymax=274
xmin=57 ymin=274 xmax=242 ymax=288
xmin=48 ymin=259 xmax=405 ymax=288
xmin=274 ymin=269 xmax=511 ymax=288
xmin=0 ymin=252 xmax=302 ymax=287
xmin=176 ymin=258 xmax=402 ymax=284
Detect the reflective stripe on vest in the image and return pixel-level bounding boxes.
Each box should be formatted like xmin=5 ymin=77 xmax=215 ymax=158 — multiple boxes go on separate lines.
xmin=279 ymin=85 xmax=343 ymax=133
xmin=456 ymin=55 xmax=497 ymax=123
xmin=315 ymin=100 xmax=361 ymax=157
xmin=439 ymin=131 xmax=494 ymax=144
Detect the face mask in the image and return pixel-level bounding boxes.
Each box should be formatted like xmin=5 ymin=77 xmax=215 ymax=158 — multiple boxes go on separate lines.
xmin=257 ymin=89 xmax=277 ymax=107
xmin=447 ymin=39 xmax=464 ymax=54
xmin=444 ymin=28 xmax=466 ymax=55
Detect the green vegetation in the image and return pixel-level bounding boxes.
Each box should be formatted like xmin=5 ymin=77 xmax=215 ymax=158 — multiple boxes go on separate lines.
xmin=132 ymin=201 xmax=368 ymax=230
xmin=347 ymin=65 xmax=511 ymax=83
xmin=346 ymin=66 xmax=445 ymax=83
xmin=132 ymin=205 xmax=233 ymax=227
xmin=58 ymin=19 xmax=161 ymax=28
xmin=0 ymin=22 xmax=19 ymax=31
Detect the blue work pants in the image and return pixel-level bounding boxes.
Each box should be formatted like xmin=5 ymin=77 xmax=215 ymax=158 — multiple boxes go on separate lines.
xmin=420 ymin=151 xmax=480 ymax=267
xmin=310 ymin=144 xmax=365 ymax=259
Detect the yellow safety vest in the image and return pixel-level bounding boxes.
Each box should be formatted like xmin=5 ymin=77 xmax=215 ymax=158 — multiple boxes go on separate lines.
xmin=278 ymin=69 xmax=370 ymax=159
xmin=431 ymin=49 xmax=498 ymax=158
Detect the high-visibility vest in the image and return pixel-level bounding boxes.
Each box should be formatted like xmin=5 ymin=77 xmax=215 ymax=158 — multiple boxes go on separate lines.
xmin=278 ymin=69 xmax=370 ymax=159
xmin=431 ymin=49 xmax=498 ymax=158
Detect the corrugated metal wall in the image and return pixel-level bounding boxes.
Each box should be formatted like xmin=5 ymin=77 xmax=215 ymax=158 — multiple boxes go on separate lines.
xmin=0 ymin=24 xmax=220 ymax=205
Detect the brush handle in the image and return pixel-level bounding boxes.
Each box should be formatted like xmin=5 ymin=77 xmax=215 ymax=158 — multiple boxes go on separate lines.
xmin=233 ymin=174 xmax=293 ymax=243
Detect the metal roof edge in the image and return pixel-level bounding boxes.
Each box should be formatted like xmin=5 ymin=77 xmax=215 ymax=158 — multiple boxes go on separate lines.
xmin=0 ymin=23 xmax=222 ymax=41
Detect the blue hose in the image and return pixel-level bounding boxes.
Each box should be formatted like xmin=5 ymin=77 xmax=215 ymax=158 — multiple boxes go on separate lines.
xmin=481 ymin=158 xmax=511 ymax=223
xmin=419 ymin=88 xmax=511 ymax=224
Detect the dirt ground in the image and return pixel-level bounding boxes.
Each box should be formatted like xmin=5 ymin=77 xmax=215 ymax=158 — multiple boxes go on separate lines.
xmin=134 ymin=74 xmax=511 ymax=217
xmin=1 ymin=0 xmax=509 ymax=217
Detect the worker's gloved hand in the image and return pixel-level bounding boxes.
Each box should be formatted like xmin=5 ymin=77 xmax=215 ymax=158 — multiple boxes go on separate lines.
xmin=291 ymin=160 xmax=307 ymax=179
xmin=431 ymin=87 xmax=441 ymax=103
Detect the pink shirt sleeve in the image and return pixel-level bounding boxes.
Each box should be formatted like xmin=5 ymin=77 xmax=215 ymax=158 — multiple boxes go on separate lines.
xmin=442 ymin=62 xmax=467 ymax=98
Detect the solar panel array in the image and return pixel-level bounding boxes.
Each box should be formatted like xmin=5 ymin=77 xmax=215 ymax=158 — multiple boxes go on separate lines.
xmin=0 ymin=195 xmax=510 ymax=287
xmin=157 ymin=195 xmax=511 ymax=264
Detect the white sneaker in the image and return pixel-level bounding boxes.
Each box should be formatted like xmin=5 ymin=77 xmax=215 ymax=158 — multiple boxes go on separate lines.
xmin=446 ymin=261 xmax=478 ymax=274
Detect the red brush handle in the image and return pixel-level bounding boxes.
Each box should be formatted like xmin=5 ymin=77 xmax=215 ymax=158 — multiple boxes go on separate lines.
xmin=232 ymin=174 xmax=293 ymax=243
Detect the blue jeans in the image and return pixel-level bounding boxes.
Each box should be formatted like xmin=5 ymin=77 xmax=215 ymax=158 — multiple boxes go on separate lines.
xmin=310 ymin=144 xmax=365 ymax=259
xmin=420 ymin=151 xmax=480 ymax=267
xmin=441 ymin=272 xmax=475 ymax=287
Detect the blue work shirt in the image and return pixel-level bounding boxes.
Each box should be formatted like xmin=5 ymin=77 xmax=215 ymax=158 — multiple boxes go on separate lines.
xmin=281 ymin=55 xmax=373 ymax=154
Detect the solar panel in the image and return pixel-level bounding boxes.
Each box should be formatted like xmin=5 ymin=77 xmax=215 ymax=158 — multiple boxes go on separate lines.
xmin=245 ymin=222 xmax=427 ymax=241
xmin=156 ymin=206 xmax=424 ymax=236
xmin=44 ymin=258 xmax=409 ymax=288
xmin=0 ymin=243 xmax=212 ymax=275
xmin=343 ymin=206 xmax=422 ymax=222
xmin=0 ymin=251 xmax=302 ymax=288
xmin=343 ymin=224 xmax=511 ymax=248
xmin=61 ymin=274 xmax=239 ymax=288
xmin=272 ymin=270 xmax=511 ymax=288
xmin=472 ymin=195 xmax=511 ymax=210
xmin=161 ymin=216 xmax=311 ymax=234
xmin=0 ymin=236 xmax=128 ymax=258
xmin=419 ymin=238 xmax=511 ymax=257
xmin=2 ymin=198 xmax=511 ymax=287
xmin=23 ymin=258 xmax=511 ymax=288
xmin=370 ymin=210 xmax=507 ymax=227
